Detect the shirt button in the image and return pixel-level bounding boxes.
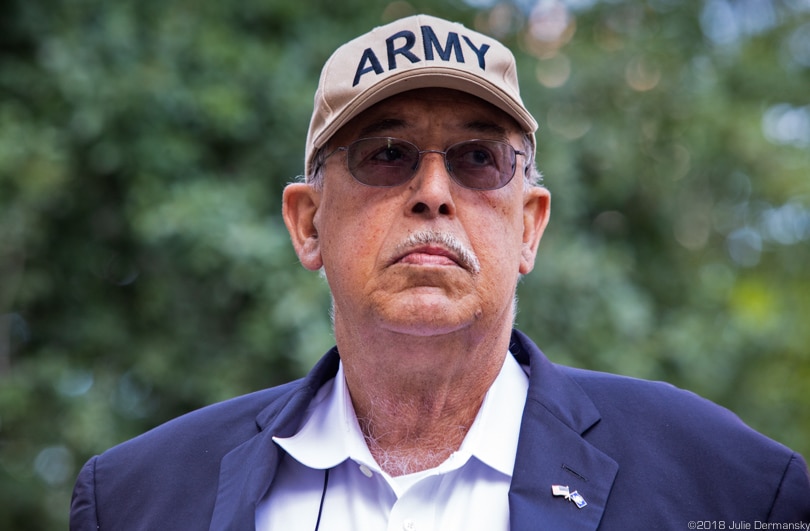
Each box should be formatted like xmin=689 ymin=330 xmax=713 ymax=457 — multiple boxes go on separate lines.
xmin=403 ymin=519 xmax=416 ymax=531
xmin=358 ymin=464 xmax=373 ymax=478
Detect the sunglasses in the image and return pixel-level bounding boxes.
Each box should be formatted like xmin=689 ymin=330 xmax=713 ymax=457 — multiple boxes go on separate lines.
xmin=318 ymin=137 xmax=527 ymax=190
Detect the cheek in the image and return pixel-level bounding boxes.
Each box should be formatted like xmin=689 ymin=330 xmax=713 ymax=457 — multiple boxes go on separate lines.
xmin=480 ymin=193 xmax=525 ymax=245
xmin=316 ymin=198 xmax=389 ymax=278
xmin=469 ymin=198 xmax=526 ymax=280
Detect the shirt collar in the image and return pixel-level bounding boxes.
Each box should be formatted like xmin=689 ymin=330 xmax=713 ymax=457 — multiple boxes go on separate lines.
xmin=461 ymin=352 xmax=529 ymax=476
xmin=273 ymin=362 xmax=376 ymax=470
xmin=273 ymin=352 xmax=529 ymax=477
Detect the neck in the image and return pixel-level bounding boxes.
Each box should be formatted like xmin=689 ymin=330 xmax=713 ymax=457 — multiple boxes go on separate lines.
xmin=338 ymin=324 xmax=511 ymax=476
xmin=354 ymin=377 xmax=484 ymax=476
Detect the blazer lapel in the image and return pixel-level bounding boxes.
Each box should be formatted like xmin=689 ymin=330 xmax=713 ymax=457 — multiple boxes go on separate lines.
xmin=209 ymin=429 xmax=281 ymax=531
xmin=208 ymin=350 xmax=342 ymax=531
xmin=509 ymin=330 xmax=619 ymax=531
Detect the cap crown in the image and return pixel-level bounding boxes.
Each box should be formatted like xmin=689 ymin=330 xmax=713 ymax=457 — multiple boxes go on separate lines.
xmin=305 ymin=14 xmax=537 ymax=179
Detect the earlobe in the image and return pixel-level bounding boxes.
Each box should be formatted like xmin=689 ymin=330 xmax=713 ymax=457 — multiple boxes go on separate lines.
xmin=519 ymin=187 xmax=551 ymax=275
xmin=282 ymin=183 xmax=323 ymax=271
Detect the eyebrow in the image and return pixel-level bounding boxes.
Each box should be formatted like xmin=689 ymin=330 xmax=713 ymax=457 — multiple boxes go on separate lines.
xmin=464 ymin=120 xmax=510 ymax=140
xmin=357 ymin=119 xmax=407 ymax=138
xmin=357 ymin=118 xmax=511 ymax=140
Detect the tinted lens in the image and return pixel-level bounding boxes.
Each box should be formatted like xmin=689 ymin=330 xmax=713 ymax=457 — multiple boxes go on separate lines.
xmin=446 ymin=140 xmax=516 ymax=190
xmin=347 ymin=137 xmax=419 ymax=187
xmin=344 ymin=137 xmax=519 ymax=190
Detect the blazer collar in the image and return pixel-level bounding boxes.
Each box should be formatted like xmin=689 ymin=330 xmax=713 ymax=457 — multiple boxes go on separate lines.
xmin=509 ymin=329 xmax=619 ymax=530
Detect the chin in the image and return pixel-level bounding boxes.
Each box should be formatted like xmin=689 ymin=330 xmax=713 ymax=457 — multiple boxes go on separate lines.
xmin=374 ymin=294 xmax=481 ymax=337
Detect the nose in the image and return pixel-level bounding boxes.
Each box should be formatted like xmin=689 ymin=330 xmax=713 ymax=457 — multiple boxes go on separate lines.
xmin=406 ymin=151 xmax=456 ymax=218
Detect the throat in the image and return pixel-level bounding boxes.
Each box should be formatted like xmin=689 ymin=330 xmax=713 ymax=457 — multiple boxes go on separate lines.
xmin=355 ymin=393 xmax=479 ymax=476
xmin=361 ymin=422 xmax=469 ymax=477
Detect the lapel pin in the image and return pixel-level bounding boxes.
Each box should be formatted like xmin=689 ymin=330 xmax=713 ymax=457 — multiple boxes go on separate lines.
xmin=551 ymin=485 xmax=588 ymax=509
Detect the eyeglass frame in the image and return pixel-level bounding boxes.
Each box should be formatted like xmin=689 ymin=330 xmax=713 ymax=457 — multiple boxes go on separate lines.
xmin=311 ymin=136 xmax=529 ymax=191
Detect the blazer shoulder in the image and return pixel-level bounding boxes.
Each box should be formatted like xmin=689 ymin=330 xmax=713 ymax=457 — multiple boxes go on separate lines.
xmin=511 ymin=329 xmax=810 ymax=522
xmin=560 ymin=365 xmax=809 ymax=511
xmin=70 ymin=347 xmax=343 ymax=530
xmin=560 ymin=364 xmax=778 ymax=446
xmin=104 ymin=377 xmax=306 ymax=463
xmin=74 ymin=378 xmax=312 ymax=530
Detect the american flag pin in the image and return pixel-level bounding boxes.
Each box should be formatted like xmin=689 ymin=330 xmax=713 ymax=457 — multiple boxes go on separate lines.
xmin=551 ymin=485 xmax=587 ymax=509
xmin=551 ymin=484 xmax=570 ymax=497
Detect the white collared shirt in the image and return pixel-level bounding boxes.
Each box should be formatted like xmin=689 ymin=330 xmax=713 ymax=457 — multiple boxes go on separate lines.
xmin=255 ymin=353 xmax=529 ymax=531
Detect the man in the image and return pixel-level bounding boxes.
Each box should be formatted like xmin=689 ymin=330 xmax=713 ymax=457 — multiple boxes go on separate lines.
xmin=70 ymin=14 xmax=810 ymax=531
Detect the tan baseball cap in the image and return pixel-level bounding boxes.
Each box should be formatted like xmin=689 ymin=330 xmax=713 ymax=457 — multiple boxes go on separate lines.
xmin=305 ymin=14 xmax=538 ymax=179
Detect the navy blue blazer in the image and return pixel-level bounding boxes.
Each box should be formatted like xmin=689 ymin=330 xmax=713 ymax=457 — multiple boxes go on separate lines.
xmin=70 ymin=330 xmax=810 ymax=530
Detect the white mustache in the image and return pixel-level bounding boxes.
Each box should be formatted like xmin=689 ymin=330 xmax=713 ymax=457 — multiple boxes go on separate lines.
xmin=395 ymin=230 xmax=481 ymax=274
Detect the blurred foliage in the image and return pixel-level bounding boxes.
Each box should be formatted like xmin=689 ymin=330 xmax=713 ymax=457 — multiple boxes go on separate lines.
xmin=1 ymin=0 xmax=808 ymax=528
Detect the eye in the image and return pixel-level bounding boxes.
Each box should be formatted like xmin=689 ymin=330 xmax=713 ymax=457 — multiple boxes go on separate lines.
xmin=372 ymin=144 xmax=408 ymax=164
xmin=354 ymin=138 xmax=417 ymax=168
xmin=451 ymin=142 xmax=499 ymax=169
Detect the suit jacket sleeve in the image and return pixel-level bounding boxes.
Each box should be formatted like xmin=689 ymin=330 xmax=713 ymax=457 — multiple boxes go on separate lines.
xmin=70 ymin=456 xmax=100 ymax=531
xmin=769 ymin=452 xmax=810 ymax=523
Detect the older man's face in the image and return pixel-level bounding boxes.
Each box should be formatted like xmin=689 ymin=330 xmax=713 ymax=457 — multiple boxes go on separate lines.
xmin=288 ymin=88 xmax=549 ymax=340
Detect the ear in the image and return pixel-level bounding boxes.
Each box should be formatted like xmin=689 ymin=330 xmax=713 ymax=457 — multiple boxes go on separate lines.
xmin=519 ymin=186 xmax=551 ymax=275
xmin=282 ymin=183 xmax=323 ymax=271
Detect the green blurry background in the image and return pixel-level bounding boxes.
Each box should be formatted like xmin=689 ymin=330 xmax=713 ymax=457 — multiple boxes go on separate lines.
xmin=1 ymin=0 xmax=808 ymax=528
